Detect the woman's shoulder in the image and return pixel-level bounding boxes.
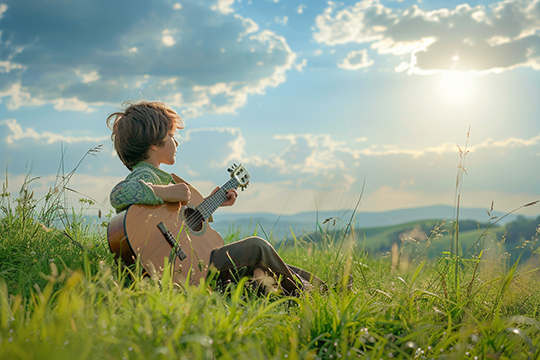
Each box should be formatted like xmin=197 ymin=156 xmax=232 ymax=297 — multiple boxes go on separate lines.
xmin=126 ymin=164 xmax=160 ymax=183
xmin=127 ymin=162 xmax=172 ymax=185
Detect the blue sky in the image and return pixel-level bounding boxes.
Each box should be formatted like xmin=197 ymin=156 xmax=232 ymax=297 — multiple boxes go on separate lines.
xmin=2 ymin=0 xmax=540 ymax=217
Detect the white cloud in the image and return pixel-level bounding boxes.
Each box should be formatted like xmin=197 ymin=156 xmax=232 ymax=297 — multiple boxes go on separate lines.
xmin=51 ymin=97 xmax=99 ymax=113
xmin=395 ymin=61 xmax=409 ymax=72
xmin=314 ymin=0 xmax=540 ymax=74
xmin=235 ymin=14 xmax=259 ymax=38
xmin=182 ymin=127 xmax=540 ymax=187
xmin=75 ymin=69 xmax=100 ymax=83
xmin=169 ymin=29 xmax=296 ymax=117
xmin=177 ymin=128 xmax=540 ymax=189
xmin=162 ymin=35 xmax=176 ymax=47
xmin=0 ymin=0 xmax=298 ymax=117
xmin=225 ymin=130 xmax=540 ymax=199
xmin=219 ymin=178 xmax=540 ymax=215
xmin=1 ymin=119 xmax=108 ymax=145
xmin=178 ymin=127 xmax=245 ymax=155
xmin=275 ymin=16 xmax=288 ymax=25
xmin=220 ymin=180 xmax=360 ymax=214
xmin=272 ymin=134 xmax=351 ymax=174
xmin=0 ymin=83 xmax=99 ymax=113
xmin=0 ymin=60 xmax=23 ymax=73
xmin=470 ymin=134 xmax=540 ymax=151
xmin=211 ymin=0 xmax=235 ymax=14
xmin=0 ymin=83 xmax=45 ymax=109
xmin=295 ymin=58 xmax=307 ymax=71
xmin=6 ymin=123 xmax=540 ymax=215
xmin=161 ymin=29 xmax=177 ymax=47
xmin=337 ymin=49 xmax=374 ymax=70
xmin=297 ymin=4 xmax=306 ymax=14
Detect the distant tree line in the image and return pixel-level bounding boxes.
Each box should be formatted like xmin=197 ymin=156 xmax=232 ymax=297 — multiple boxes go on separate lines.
xmin=504 ymin=215 xmax=540 ymax=246
xmin=454 ymin=220 xmax=499 ymax=232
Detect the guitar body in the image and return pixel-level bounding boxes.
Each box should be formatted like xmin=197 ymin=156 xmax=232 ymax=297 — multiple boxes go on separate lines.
xmin=107 ymin=178 xmax=224 ymax=286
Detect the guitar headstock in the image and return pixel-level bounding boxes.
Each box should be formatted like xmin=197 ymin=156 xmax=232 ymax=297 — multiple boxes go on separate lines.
xmin=227 ymin=163 xmax=251 ymax=190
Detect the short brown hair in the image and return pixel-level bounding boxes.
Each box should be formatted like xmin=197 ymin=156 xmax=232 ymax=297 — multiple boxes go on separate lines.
xmin=107 ymin=101 xmax=184 ymax=170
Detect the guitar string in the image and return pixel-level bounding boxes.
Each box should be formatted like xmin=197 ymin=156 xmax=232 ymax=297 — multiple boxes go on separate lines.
xmin=185 ymin=189 xmax=226 ymax=230
xmin=188 ymin=175 xmax=244 ymax=228
xmin=189 ymin=171 xmax=247 ymax=227
xmin=185 ymin=185 xmax=230 ymax=230
xmin=184 ymin=177 xmax=243 ymax=231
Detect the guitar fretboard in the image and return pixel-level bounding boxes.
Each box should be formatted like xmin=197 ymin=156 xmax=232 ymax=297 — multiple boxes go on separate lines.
xmin=196 ymin=177 xmax=240 ymax=220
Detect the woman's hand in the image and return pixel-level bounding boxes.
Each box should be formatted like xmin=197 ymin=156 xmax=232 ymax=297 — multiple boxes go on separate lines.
xmin=210 ymin=187 xmax=238 ymax=207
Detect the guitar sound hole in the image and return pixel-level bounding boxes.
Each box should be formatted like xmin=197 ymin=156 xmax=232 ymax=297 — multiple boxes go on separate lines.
xmin=184 ymin=208 xmax=204 ymax=232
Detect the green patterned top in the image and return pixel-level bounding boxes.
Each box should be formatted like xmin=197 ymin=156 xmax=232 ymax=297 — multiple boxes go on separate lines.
xmin=110 ymin=162 xmax=175 ymax=213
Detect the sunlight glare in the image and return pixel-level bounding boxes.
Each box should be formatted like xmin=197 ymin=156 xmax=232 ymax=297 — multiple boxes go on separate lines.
xmin=438 ymin=72 xmax=476 ymax=106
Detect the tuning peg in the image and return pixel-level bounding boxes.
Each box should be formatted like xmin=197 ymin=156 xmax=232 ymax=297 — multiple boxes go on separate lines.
xmin=227 ymin=167 xmax=233 ymax=172
xmin=241 ymin=187 xmax=245 ymax=191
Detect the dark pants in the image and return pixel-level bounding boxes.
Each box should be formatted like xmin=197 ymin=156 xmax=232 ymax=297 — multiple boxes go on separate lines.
xmin=209 ymin=236 xmax=324 ymax=295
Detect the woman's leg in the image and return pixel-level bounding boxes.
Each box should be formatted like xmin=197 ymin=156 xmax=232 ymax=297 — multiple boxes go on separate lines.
xmin=209 ymin=236 xmax=301 ymax=295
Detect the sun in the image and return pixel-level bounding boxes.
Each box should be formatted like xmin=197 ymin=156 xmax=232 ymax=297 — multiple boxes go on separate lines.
xmin=438 ymin=72 xmax=476 ymax=106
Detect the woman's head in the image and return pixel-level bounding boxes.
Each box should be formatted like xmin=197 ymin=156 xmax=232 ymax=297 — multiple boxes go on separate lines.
xmin=107 ymin=101 xmax=184 ymax=170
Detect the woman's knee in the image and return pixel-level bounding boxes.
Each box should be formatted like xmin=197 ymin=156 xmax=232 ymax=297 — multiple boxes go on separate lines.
xmin=242 ymin=236 xmax=274 ymax=252
xmin=242 ymin=236 xmax=270 ymax=247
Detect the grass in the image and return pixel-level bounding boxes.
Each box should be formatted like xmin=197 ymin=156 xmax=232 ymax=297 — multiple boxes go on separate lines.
xmin=2 ymin=146 xmax=540 ymax=359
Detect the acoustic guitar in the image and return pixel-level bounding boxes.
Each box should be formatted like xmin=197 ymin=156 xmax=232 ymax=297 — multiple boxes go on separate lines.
xmin=107 ymin=164 xmax=251 ymax=286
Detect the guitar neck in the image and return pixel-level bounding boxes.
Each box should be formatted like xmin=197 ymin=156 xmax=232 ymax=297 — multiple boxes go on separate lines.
xmin=196 ymin=177 xmax=240 ymax=220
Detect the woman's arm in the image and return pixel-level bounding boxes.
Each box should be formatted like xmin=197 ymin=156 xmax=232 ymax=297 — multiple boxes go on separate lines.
xmin=149 ymin=183 xmax=191 ymax=205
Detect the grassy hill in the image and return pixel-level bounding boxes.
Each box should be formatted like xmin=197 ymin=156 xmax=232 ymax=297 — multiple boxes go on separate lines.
xmin=212 ymin=204 xmax=524 ymax=241
xmin=2 ymin=186 xmax=540 ymax=359
xmin=283 ymin=218 xmax=508 ymax=258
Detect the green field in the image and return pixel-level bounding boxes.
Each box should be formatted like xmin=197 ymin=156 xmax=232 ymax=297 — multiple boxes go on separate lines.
xmin=2 ymin=181 xmax=540 ymax=360
xmin=295 ymin=218 xmax=509 ymax=260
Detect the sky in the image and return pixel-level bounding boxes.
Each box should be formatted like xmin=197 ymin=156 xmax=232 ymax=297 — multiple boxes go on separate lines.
xmin=1 ymin=0 xmax=540 ymax=218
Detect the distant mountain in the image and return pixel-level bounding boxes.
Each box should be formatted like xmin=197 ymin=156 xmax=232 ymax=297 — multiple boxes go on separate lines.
xmin=211 ymin=205 xmax=524 ymax=240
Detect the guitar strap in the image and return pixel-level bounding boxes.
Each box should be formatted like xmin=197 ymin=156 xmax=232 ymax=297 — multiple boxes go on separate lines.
xmin=171 ymin=173 xmax=214 ymax=223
